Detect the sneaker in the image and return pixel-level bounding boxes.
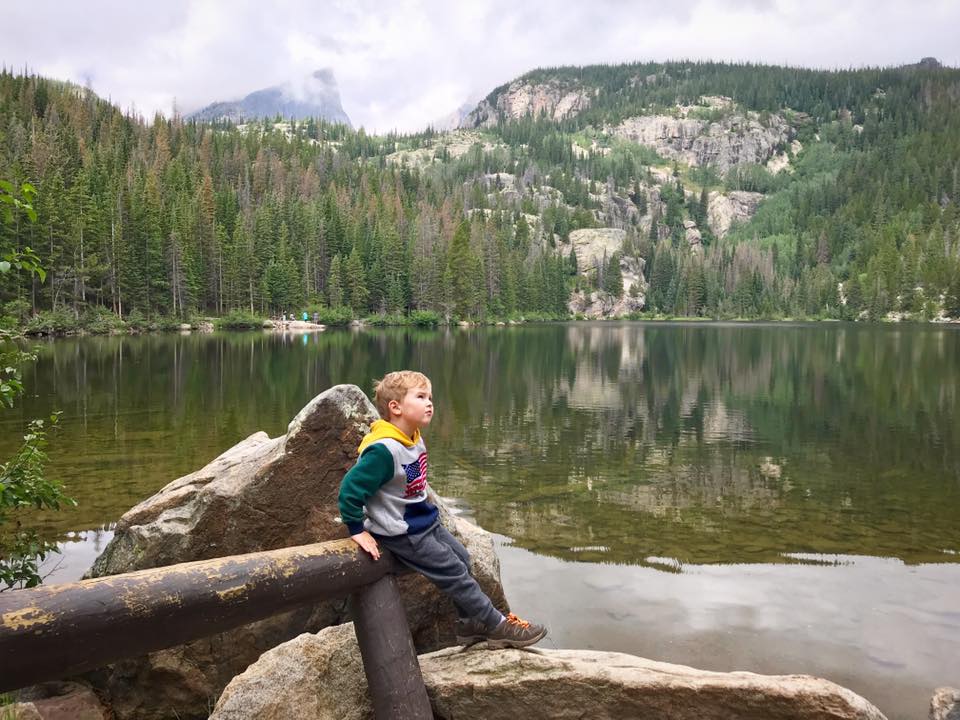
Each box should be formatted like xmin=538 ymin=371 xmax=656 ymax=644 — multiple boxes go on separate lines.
xmin=455 ymin=617 xmax=489 ymax=645
xmin=461 ymin=613 xmax=547 ymax=649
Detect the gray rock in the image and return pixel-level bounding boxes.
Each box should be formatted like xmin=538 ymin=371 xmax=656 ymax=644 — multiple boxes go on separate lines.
xmin=211 ymin=624 xmax=368 ymax=720
xmin=930 ymin=687 xmax=960 ymax=720
xmin=609 ymin=109 xmax=791 ymax=173
xmin=212 ymin=624 xmax=888 ymax=720
xmin=84 ymin=385 xmax=508 ymax=719
xmin=466 ymin=80 xmax=592 ymax=127
xmin=707 ymin=190 xmax=765 ymax=239
xmin=4 ymin=704 xmax=42 ymax=720
xmin=13 ymin=681 xmax=108 ymax=720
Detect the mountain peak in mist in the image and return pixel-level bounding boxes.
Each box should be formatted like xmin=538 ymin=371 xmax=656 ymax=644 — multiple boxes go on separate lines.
xmin=188 ymin=68 xmax=351 ymax=126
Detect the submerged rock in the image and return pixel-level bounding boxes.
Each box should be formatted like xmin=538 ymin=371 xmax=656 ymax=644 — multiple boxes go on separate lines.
xmin=211 ymin=622 xmax=888 ymax=720
xmin=83 ymin=385 xmax=507 ymax=720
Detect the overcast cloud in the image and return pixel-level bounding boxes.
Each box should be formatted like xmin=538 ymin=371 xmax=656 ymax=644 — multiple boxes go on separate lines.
xmin=2 ymin=0 xmax=958 ymax=133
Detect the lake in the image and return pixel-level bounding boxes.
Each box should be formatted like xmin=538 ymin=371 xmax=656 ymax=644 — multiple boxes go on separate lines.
xmin=2 ymin=322 xmax=958 ymax=719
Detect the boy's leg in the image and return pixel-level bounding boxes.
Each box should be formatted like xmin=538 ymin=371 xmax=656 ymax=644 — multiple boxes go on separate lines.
xmin=377 ymin=526 xmax=503 ymax=629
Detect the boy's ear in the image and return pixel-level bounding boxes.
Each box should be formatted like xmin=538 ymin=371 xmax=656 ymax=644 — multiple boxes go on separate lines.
xmin=387 ymin=399 xmax=402 ymax=417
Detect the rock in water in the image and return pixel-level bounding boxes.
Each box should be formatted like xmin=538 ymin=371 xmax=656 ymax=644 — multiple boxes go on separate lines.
xmin=211 ymin=623 xmax=888 ymax=720
xmin=84 ymin=385 xmax=508 ymax=720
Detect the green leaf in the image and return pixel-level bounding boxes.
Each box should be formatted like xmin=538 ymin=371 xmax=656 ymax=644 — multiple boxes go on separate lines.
xmin=26 ymin=207 xmax=38 ymax=223
xmin=0 ymin=179 xmax=13 ymax=193
xmin=0 ymin=261 xmax=10 ymax=273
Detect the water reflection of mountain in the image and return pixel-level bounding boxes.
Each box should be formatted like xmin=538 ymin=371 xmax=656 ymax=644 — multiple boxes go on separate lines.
xmin=4 ymin=324 xmax=958 ymax=569
xmin=435 ymin=323 xmax=960 ymax=567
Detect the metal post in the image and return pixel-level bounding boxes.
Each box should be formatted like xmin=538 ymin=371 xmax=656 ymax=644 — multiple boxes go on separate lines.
xmin=350 ymin=574 xmax=433 ymax=720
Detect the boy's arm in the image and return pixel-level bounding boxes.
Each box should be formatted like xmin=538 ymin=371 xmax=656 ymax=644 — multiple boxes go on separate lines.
xmin=338 ymin=444 xmax=393 ymax=558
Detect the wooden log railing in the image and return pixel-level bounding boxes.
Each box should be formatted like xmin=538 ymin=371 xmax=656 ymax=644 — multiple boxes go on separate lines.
xmin=0 ymin=539 xmax=433 ymax=720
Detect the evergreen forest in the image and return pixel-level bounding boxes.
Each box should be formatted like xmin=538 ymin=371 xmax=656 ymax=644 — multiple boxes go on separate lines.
xmin=2 ymin=59 xmax=959 ymax=330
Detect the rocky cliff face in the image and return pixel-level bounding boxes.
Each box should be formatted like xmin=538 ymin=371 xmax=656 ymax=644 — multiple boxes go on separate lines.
xmin=466 ymin=80 xmax=593 ymax=127
xmin=707 ymin=190 xmax=766 ymax=239
xmin=609 ymin=108 xmax=791 ymax=173
xmin=566 ymin=228 xmax=646 ymax=317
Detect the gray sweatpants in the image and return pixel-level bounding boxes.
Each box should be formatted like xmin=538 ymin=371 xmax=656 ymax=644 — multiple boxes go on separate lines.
xmin=376 ymin=523 xmax=503 ymax=629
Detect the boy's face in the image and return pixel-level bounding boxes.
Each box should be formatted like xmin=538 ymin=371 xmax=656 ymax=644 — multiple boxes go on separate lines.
xmin=390 ymin=383 xmax=433 ymax=429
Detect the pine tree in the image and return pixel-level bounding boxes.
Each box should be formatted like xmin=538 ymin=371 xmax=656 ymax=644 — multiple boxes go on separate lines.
xmin=603 ymin=252 xmax=623 ymax=296
xmin=327 ymin=254 xmax=344 ymax=307
xmin=345 ymin=245 xmax=368 ymax=313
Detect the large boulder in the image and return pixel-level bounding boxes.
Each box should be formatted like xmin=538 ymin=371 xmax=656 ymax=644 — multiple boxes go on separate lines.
xmin=211 ymin=622 xmax=887 ymax=720
xmin=10 ymin=682 xmax=109 ymax=720
xmin=83 ymin=385 xmax=508 ymax=720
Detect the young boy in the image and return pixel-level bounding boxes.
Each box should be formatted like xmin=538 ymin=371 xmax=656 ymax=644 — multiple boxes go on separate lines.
xmin=338 ymin=370 xmax=547 ymax=648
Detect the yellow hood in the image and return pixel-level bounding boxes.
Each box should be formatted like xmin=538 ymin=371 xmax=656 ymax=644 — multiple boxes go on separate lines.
xmin=357 ymin=419 xmax=421 ymax=455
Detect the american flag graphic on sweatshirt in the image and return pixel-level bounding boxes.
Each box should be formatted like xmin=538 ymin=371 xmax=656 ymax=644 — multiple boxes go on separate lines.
xmin=402 ymin=452 xmax=428 ymax=498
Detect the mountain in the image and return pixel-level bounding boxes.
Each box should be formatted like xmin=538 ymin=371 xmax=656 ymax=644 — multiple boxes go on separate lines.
xmin=1 ymin=59 xmax=959 ymax=327
xmin=430 ymin=97 xmax=482 ymax=131
xmin=188 ymin=69 xmax=351 ymax=126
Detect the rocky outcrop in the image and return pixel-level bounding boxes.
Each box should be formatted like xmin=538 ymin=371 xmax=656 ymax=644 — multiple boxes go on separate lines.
xmin=609 ymin=110 xmax=791 ymax=173
xmin=466 ymin=80 xmax=593 ymax=127
xmin=569 ymin=287 xmax=644 ymax=318
xmin=568 ymin=228 xmax=627 ymax=274
xmin=707 ymin=190 xmax=765 ymax=239
xmin=211 ymin=622 xmax=888 ymax=720
xmin=566 ymin=228 xmax=646 ymax=317
xmin=930 ymin=688 xmax=960 ymax=720
xmin=10 ymin=682 xmax=109 ymax=720
xmin=684 ymin=219 xmax=703 ymax=250
xmin=84 ymin=385 xmax=508 ymax=720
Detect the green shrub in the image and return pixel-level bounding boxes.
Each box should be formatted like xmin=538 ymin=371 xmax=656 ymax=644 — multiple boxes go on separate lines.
xmin=125 ymin=309 xmax=148 ymax=331
xmin=314 ymin=306 xmax=353 ymax=326
xmin=1 ymin=300 xmax=31 ymax=330
xmin=23 ymin=309 xmax=79 ymax=335
xmin=151 ymin=315 xmax=185 ymax=332
xmin=215 ymin=309 xmax=265 ymax=330
xmin=82 ymin=307 xmax=126 ymax=334
xmin=409 ymin=310 xmax=441 ymax=327
xmin=364 ymin=313 xmax=410 ymax=326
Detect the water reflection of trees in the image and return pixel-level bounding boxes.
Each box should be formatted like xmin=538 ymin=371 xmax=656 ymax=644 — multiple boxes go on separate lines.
xmin=429 ymin=323 xmax=960 ymax=566
xmin=3 ymin=325 xmax=958 ymax=568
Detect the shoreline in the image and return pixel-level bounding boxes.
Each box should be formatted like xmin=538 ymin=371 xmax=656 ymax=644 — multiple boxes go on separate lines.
xmin=11 ymin=313 xmax=960 ymax=339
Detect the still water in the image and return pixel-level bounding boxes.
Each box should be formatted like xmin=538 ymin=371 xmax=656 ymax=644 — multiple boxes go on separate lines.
xmin=2 ymin=322 xmax=958 ymax=718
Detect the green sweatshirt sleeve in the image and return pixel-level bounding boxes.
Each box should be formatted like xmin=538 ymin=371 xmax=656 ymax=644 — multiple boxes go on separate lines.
xmin=338 ymin=444 xmax=394 ymax=535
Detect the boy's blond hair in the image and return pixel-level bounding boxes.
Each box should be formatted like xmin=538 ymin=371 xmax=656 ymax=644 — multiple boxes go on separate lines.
xmin=373 ymin=371 xmax=431 ymax=418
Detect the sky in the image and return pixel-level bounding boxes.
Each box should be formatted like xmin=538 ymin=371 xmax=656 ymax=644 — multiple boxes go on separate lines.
xmin=2 ymin=0 xmax=958 ymax=134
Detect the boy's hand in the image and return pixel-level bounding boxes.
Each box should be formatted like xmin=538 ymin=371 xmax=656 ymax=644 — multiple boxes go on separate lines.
xmin=351 ymin=531 xmax=381 ymax=560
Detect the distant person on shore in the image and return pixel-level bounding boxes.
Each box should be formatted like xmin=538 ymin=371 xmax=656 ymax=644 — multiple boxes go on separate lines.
xmin=313 ymin=311 xmax=319 ymax=325
xmin=338 ymin=371 xmax=547 ymax=648
xmin=302 ymin=311 xmax=308 ymax=322
xmin=281 ymin=312 xmax=286 ymax=326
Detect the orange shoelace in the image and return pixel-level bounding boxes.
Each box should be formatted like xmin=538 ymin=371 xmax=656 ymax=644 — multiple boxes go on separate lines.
xmin=505 ymin=613 xmax=530 ymax=628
